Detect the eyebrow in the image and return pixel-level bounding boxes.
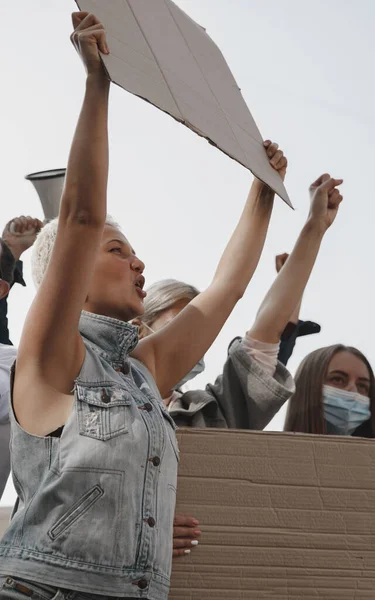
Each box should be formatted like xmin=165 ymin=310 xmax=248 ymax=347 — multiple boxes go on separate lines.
xmin=107 ymin=239 xmax=136 ymax=254
xmin=328 ymin=369 xmax=370 ymax=382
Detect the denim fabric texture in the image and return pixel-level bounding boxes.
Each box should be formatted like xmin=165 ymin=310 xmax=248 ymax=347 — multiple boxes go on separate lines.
xmin=0 ymin=311 xmax=178 ymax=600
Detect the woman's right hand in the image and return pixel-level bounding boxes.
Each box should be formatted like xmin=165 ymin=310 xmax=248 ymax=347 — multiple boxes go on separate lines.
xmin=173 ymin=514 xmax=201 ymax=558
xmin=71 ymin=12 xmax=110 ymax=76
xmin=308 ymin=174 xmax=343 ymax=232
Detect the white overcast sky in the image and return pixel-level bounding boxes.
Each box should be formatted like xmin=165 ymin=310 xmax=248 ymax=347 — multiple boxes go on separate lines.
xmin=1 ymin=0 xmax=374 ymax=505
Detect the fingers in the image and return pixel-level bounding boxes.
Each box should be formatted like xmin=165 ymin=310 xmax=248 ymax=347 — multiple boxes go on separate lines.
xmin=174 ymin=526 xmax=201 ymax=539
xmin=173 ymin=514 xmax=201 ymax=558
xmin=320 ymin=177 xmax=343 ymax=192
xmin=9 ymin=216 xmax=37 ymax=234
xmin=173 ymin=534 xmax=200 ymax=558
xmin=263 ymin=140 xmax=287 ymax=175
xmin=265 ymin=142 xmax=278 ymax=161
xmin=173 ymin=548 xmax=192 ymax=558
xmin=72 ymin=12 xmax=99 ymax=31
xmin=173 ymin=514 xmax=199 ymax=528
xmin=71 ymin=13 xmax=110 ymax=55
xmin=310 ymin=174 xmax=343 ymax=200
xmin=71 ymin=24 xmax=109 ymax=55
xmin=328 ymin=188 xmax=343 ymax=208
xmin=173 ymin=537 xmax=200 ymax=549
xmin=85 ymin=27 xmax=109 ymax=55
xmin=309 ymin=173 xmax=330 ymax=190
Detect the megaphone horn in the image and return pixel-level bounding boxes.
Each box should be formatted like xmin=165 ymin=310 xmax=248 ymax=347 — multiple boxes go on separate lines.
xmin=25 ymin=168 xmax=66 ymax=222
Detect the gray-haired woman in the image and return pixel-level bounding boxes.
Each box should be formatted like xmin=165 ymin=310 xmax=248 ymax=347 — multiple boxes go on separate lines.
xmin=135 ymin=173 xmax=344 ymax=557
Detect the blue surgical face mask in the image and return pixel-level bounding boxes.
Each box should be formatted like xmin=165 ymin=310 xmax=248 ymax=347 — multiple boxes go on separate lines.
xmin=323 ymin=385 xmax=371 ymax=436
xmin=141 ymin=322 xmax=205 ymax=390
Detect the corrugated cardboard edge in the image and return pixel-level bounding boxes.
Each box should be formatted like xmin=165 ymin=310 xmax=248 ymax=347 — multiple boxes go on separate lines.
xmin=75 ymin=0 xmax=293 ymax=209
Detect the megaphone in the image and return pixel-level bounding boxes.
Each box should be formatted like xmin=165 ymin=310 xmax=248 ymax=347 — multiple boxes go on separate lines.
xmin=25 ymin=168 xmax=66 ymax=221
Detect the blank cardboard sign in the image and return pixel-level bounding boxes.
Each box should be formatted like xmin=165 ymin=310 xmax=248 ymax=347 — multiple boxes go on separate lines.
xmin=171 ymin=429 xmax=375 ymax=599
xmin=75 ymin=0 xmax=292 ymax=207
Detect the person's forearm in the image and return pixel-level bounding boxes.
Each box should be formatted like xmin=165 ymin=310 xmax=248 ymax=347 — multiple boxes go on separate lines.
xmin=250 ymin=220 xmax=324 ymax=343
xmin=289 ymin=297 xmax=302 ymax=325
xmin=212 ymin=180 xmax=274 ymax=301
xmin=60 ymin=73 xmax=110 ymax=225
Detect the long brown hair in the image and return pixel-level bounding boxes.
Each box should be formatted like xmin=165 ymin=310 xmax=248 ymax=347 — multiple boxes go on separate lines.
xmin=284 ymin=345 xmax=375 ymax=435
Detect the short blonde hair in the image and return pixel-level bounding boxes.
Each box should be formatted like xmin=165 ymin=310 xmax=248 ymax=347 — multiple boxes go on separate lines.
xmin=31 ymin=215 xmax=120 ymax=288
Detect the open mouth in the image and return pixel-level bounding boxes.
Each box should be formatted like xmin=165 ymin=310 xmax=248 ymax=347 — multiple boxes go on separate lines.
xmin=135 ymin=276 xmax=146 ymax=298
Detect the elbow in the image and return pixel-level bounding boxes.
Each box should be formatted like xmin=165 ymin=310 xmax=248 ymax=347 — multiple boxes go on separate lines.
xmin=236 ymin=288 xmax=245 ymax=302
xmin=59 ymin=198 xmax=106 ymax=229
xmin=61 ymin=209 xmax=106 ymax=230
xmin=69 ymin=209 xmax=106 ymax=228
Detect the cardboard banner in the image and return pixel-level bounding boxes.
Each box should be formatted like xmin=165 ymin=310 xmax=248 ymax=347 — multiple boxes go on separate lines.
xmin=171 ymin=428 xmax=375 ymax=599
xmin=75 ymin=0 xmax=292 ymax=207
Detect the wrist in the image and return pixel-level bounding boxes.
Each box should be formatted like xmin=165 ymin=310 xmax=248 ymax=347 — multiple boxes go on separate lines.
xmin=1 ymin=238 xmax=22 ymax=261
xmin=302 ymin=218 xmax=326 ymax=239
xmin=86 ymin=72 xmax=110 ymax=90
xmin=253 ymin=177 xmax=274 ymax=198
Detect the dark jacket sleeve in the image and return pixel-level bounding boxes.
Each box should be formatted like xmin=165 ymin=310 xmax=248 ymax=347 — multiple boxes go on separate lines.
xmin=0 ymin=258 xmax=25 ymax=346
xmin=278 ymin=320 xmax=321 ymax=366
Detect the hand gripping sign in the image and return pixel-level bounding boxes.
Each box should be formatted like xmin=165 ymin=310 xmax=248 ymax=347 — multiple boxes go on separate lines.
xmin=75 ymin=0 xmax=292 ymax=207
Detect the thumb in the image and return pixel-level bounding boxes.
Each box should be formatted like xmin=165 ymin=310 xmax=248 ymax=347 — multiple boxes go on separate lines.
xmin=309 ymin=173 xmax=330 ymax=190
xmin=319 ymin=177 xmax=343 ymax=193
xmin=72 ymin=11 xmax=88 ymax=28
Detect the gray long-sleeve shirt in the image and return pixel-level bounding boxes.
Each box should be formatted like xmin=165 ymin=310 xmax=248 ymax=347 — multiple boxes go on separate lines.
xmin=169 ymin=339 xmax=295 ymax=428
xmin=0 ymin=344 xmax=17 ymax=500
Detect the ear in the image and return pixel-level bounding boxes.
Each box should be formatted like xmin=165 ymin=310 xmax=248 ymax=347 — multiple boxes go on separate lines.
xmin=0 ymin=280 xmax=10 ymax=300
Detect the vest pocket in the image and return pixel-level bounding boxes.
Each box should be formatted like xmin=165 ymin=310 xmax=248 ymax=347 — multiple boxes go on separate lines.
xmin=48 ymin=485 xmax=103 ymax=540
xmin=75 ymin=383 xmax=132 ymax=441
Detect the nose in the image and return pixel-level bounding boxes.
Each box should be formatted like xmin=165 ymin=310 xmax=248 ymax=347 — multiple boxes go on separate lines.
xmin=131 ymin=256 xmax=145 ymax=273
xmin=346 ymin=379 xmax=357 ymax=393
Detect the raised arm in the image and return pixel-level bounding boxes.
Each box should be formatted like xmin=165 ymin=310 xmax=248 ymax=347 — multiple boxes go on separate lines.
xmin=16 ymin=13 xmax=110 ymax=398
xmin=133 ymin=142 xmax=288 ymax=397
xmin=249 ymin=174 xmax=343 ymax=344
xmin=275 ymin=253 xmax=302 ymax=325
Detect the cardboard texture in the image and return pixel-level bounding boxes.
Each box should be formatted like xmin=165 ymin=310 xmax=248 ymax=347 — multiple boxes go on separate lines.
xmin=171 ymin=429 xmax=375 ymax=599
xmin=75 ymin=0 xmax=292 ymax=207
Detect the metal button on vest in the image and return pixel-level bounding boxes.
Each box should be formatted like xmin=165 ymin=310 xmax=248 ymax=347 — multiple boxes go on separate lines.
xmin=144 ymin=402 xmax=153 ymax=412
xmin=101 ymin=390 xmax=111 ymax=404
xmin=152 ymin=456 xmax=161 ymax=467
xmin=147 ymin=516 xmax=156 ymax=528
xmin=122 ymin=362 xmax=130 ymax=375
xmin=137 ymin=579 xmax=148 ymax=590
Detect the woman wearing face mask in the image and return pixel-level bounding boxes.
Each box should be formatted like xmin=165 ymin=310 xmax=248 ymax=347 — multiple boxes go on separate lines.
xmin=135 ymin=173 xmax=344 ymax=558
xmin=0 ymin=13 xmax=292 ymax=600
xmin=284 ymin=345 xmax=374 ymax=437
xmin=136 ymin=277 xmax=295 ymax=429
xmin=136 ymin=175 xmax=344 ymax=434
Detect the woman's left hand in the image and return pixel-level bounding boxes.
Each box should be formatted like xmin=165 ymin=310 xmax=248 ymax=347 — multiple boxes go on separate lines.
xmin=173 ymin=514 xmax=201 ymax=558
xmin=264 ymin=140 xmax=288 ymax=181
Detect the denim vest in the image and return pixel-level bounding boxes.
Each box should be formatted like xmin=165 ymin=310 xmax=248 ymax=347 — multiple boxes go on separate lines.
xmin=0 ymin=311 xmax=179 ymax=600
